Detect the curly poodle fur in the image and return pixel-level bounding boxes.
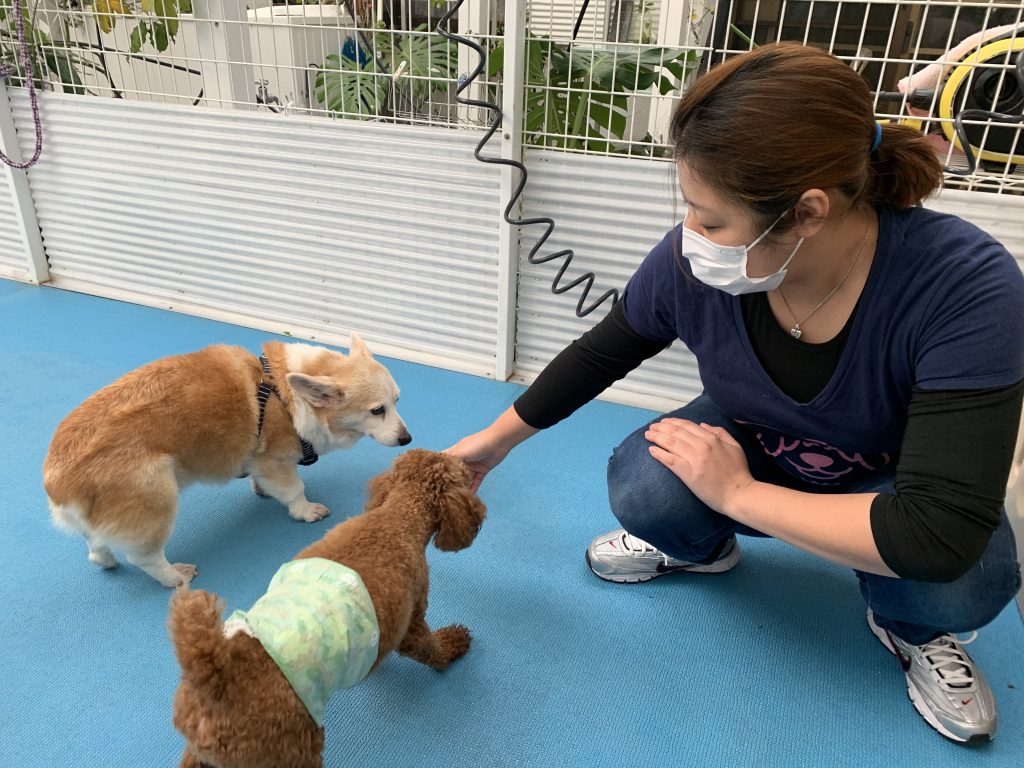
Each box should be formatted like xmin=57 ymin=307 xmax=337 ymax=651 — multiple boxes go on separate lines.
xmin=168 ymin=449 xmax=486 ymax=768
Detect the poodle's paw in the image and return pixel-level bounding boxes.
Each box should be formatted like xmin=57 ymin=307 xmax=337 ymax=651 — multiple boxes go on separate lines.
xmin=161 ymin=563 xmax=198 ymax=588
xmin=251 ymin=477 xmax=271 ymax=497
xmin=290 ymin=501 xmax=330 ymax=523
xmin=434 ymin=624 xmax=472 ymax=667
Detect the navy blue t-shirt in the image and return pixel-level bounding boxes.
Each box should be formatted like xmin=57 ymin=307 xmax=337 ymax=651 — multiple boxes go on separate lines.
xmin=621 ymin=206 xmax=1024 ymax=487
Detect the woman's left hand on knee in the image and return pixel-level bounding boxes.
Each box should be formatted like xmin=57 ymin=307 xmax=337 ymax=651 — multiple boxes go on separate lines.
xmin=646 ymin=419 xmax=754 ymax=514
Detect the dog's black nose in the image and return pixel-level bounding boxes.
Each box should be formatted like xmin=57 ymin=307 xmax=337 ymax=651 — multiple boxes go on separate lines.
xmin=398 ymin=433 xmax=412 ymax=446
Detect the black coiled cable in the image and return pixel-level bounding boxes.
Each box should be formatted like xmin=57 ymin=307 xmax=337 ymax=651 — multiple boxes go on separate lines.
xmin=435 ymin=0 xmax=619 ymax=318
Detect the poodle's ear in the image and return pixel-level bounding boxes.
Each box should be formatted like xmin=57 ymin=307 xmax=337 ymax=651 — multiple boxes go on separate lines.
xmin=365 ymin=469 xmax=393 ymax=509
xmin=434 ymin=485 xmax=487 ymax=552
xmin=168 ymin=587 xmax=233 ymax=698
xmin=178 ymin=750 xmax=200 ymax=768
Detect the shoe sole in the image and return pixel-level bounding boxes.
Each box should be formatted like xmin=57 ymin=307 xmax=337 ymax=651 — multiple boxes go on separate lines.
xmin=867 ymin=614 xmax=992 ymax=745
xmin=584 ymin=542 xmax=740 ymax=584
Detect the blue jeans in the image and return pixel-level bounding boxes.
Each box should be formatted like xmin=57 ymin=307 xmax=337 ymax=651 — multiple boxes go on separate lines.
xmin=606 ymin=395 xmax=1022 ymax=645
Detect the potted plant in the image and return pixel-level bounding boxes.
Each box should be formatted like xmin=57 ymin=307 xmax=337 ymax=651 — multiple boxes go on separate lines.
xmin=313 ymin=21 xmax=457 ymax=120
xmin=488 ymin=35 xmax=697 ymax=154
xmin=0 ymin=0 xmax=189 ymax=94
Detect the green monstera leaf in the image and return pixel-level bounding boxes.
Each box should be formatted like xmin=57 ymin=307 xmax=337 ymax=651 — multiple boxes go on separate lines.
xmin=378 ymin=24 xmax=456 ymax=102
xmin=314 ymin=25 xmax=456 ymax=119
xmin=315 ymin=53 xmax=389 ymax=119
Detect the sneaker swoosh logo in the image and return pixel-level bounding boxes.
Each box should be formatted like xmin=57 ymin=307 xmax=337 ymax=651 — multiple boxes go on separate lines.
xmin=885 ymin=631 xmax=913 ymax=672
xmin=961 ymin=697 xmax=973 ymax=706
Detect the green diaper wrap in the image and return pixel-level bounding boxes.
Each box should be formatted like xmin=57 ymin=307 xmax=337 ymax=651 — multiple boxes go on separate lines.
xmin=227 ymin=558 xmax=380 ymax=725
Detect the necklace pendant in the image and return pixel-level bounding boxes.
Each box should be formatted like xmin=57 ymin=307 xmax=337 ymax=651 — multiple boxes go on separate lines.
xmin=790 ymin=326 xmax=802 ymax=340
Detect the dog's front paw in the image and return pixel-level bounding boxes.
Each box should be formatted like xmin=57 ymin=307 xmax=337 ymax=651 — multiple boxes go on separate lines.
xmin=88 ymin=548 xmax=118 ymax=569
xmin=161 ymin=563 xmax=198 ymax=588
xmin=434 ymin=624 xmax=472 ymax=667
xmin=289 ymin=502 xmax=330 ymax=523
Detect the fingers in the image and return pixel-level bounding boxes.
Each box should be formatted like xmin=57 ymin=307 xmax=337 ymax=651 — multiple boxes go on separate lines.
xmin=649 ymin=418 xmax=705 ymax=438
xmin=698 ymin=422 xmax=742 ymax=448
xmin=648 ymin=444 xmax=691 ymax=472
xmin=645 ymin=423 xmax=699 ymax=454
xmin=646 ymin=419 xmax=707 ymax=452
xmin=649 ymin=419 xmax=739 ymax=448
xmin=645 ymin=419 xmax=742 ymax=475
xmin=458 ymin=460 xmax=491 ymax=494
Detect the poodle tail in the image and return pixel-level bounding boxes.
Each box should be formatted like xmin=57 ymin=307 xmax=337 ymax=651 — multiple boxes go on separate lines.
xmin=168 ymin=587 xmax=234 ymax=697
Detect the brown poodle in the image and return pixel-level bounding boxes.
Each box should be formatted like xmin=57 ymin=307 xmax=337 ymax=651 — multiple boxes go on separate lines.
xmin=168 ymin=449 xmax=486 ymax=768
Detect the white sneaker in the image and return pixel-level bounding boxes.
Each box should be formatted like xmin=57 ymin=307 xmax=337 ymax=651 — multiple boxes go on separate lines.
xmin=867 ymin=609 xmax=997 ymax=743
xmin=585 ymin=529 xmax=739 ymax=583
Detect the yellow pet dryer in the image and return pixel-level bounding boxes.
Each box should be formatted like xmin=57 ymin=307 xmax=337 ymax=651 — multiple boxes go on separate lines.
xmin=873 ymin=26 xmax=1024 ymax=175
xmin=937 ymin=30 xmax=1024 ymax=168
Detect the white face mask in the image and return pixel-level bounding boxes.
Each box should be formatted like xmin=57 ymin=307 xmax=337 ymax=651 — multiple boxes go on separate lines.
xmin=683 ymin=211 xmax=804 ymax=295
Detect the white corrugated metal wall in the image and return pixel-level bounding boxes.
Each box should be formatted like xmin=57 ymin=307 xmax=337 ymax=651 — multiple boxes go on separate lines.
xmin=8 ymin=91 xmax=502 ymax=376
xmin=527 ymin=0 xmax=610 ymax=40
xmin=526 ymin=0 xmax=663 ymax=42
xmin=0 ymin=172 xmax=28 ymax=281
xmin=515 ymin=150 xmax=701 ymax=412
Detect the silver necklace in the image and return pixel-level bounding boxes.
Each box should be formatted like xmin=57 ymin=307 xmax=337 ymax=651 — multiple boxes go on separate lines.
xmin=776 ymin=225 xmax=870 ymax=340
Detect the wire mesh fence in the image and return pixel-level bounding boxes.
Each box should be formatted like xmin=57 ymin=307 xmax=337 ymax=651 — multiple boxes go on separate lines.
xmin=700 ymin=0 xmax=1024 ymax=194
xmin=0 ymin=1 xmax=1021 ymax=192
xmin=0 ymin=1 xmax=478 ymax=124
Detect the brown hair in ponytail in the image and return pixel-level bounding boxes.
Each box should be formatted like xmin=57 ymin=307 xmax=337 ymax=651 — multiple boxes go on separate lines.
xmin=669 ymin=43 xmax=943 ymax=230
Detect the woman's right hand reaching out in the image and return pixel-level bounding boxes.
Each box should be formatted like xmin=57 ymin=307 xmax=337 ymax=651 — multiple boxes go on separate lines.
xmin=445 ymin=431 xmax=509 ymax=493
xmin=445 ymin=406 xmax=539 ymax=493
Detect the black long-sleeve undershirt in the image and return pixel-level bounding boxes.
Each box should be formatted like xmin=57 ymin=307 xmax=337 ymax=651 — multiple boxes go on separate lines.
xmin=513 ymin=300 xmax=1022 ymax=582
xmin=515 ymin=301 xmax=671 ymax=428
xmin=869 ymin=383 xmax=1022 ymax=582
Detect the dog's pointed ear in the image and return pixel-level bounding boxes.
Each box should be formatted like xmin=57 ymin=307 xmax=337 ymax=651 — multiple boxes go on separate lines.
xmin=287 ymin=373 xmax=344 ymax=408
xmin=348 ymin=332 xmax=372 ymax=360
xmin=434 ymin=485 xmax=487 ymax=552
xmin=168 ymin=587 xmax=233 ymax=698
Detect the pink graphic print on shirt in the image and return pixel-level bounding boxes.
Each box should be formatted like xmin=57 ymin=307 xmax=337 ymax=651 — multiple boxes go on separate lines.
xmin=737 ymin=421 xmax=892 ymax=486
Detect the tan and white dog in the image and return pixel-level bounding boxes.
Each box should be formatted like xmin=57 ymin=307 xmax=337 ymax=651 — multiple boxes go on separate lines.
xmin=43 ymin=334 xmax=410 ymax=588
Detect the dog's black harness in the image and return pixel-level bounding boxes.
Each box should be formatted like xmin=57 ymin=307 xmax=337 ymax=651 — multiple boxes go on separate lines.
xmin=257 ymin=355 xmax=319 ymax=466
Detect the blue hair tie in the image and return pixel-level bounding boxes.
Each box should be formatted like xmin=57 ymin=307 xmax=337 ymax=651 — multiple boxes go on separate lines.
xmin=870 ymin=122 xmax=883 ymax=154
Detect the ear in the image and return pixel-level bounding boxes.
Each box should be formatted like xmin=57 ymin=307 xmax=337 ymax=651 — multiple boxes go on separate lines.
xmin=178 ymin=750 xmax=200 ymax=768
xmin=347 ymin=331 xmax=372 ymax=360
xmin=168 ymin=587 xmax=232 ymax=698
xmin=365 ymin=469 xmax=393 ymax=510
xmin=286 ymin=373 xmax=345 ymax=409
xmin=434 ymin=486 xmax=487 ymax=552
xmin=792 ymin=189 xmax=831 ymax=239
